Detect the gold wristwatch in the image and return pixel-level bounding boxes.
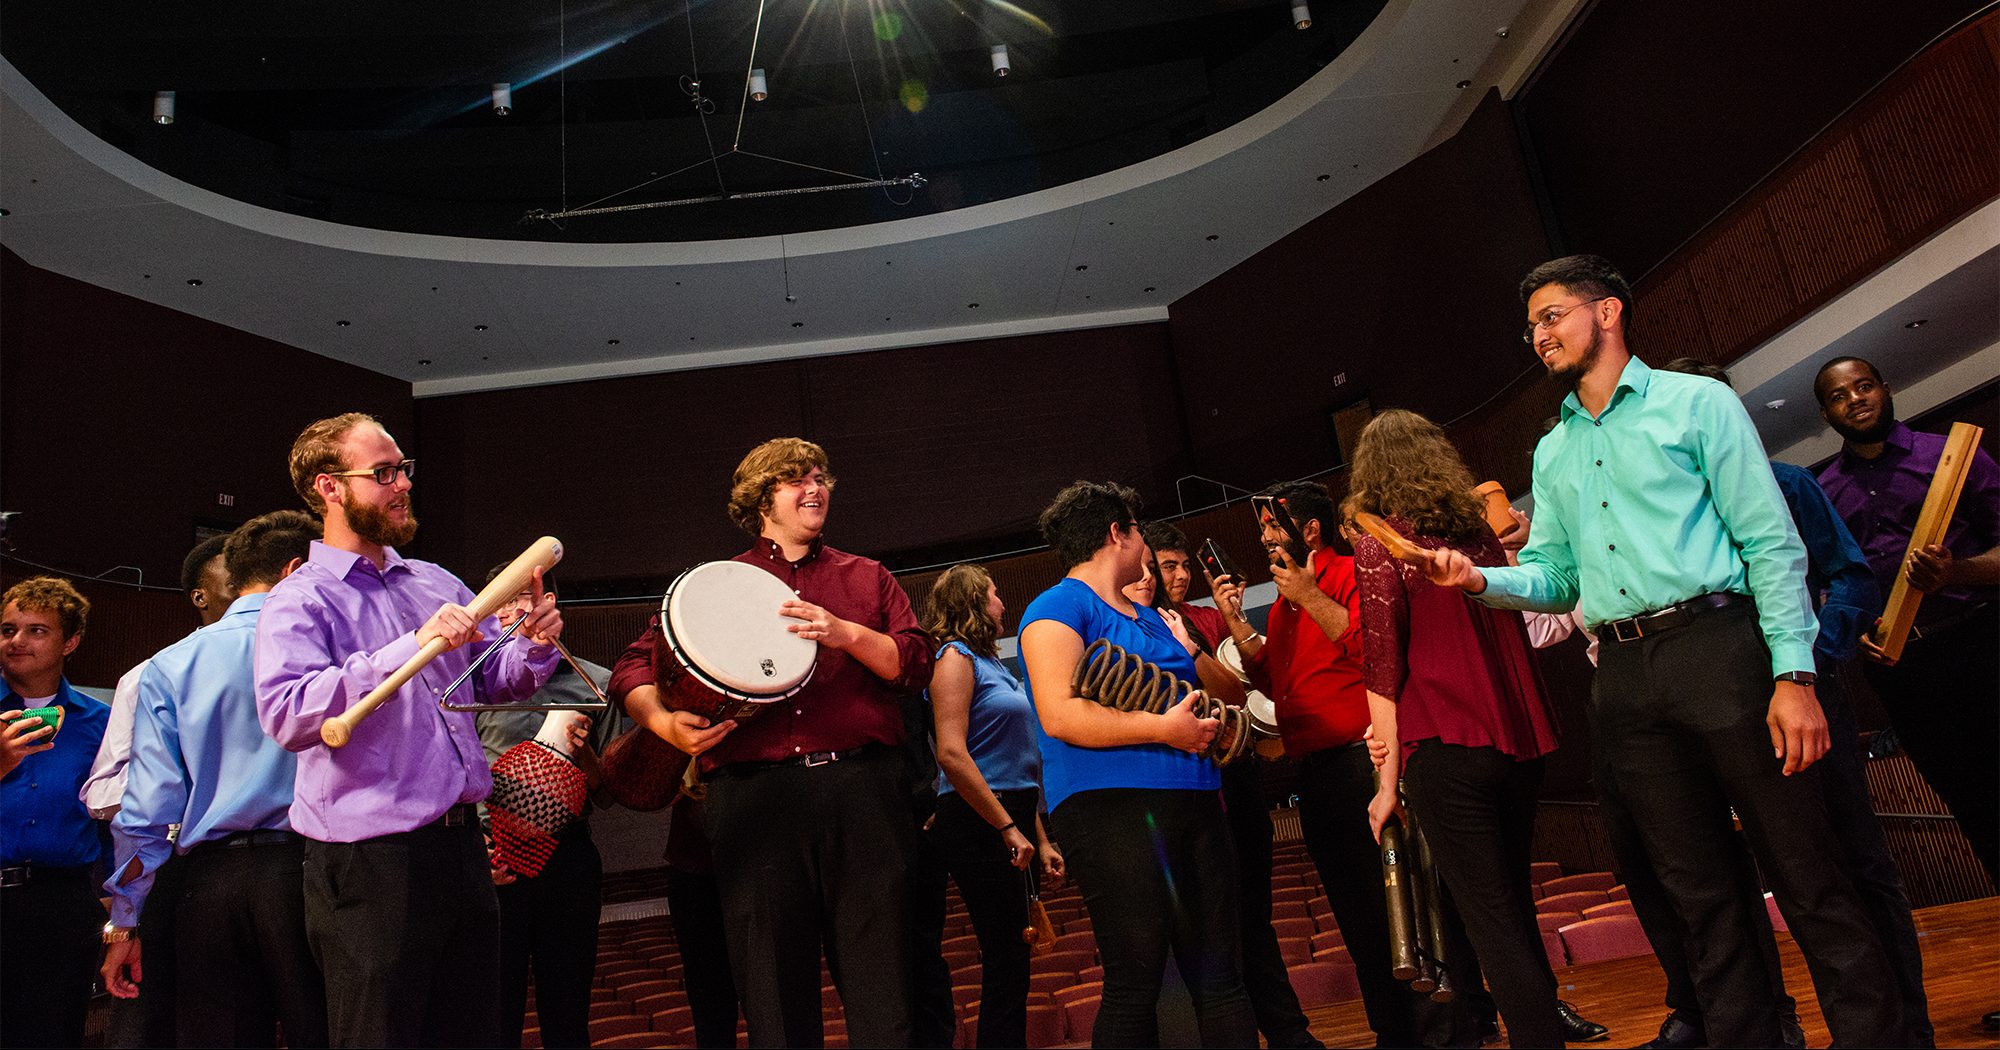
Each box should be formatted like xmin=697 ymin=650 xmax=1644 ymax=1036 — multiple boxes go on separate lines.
xmin=101 ymin=922 xmax=136 ymax=944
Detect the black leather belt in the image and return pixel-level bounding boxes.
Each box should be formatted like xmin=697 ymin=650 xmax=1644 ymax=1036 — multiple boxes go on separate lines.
xmin=1907 ymin=601 xmax=1995 ymax=644
xmin=0 ymin=863 xmax=88 ymax=889
xmin=426 ymin=803 xmax=476 ymax=829
xmin=1595 ymin=592 xmax=1749 ymax=644
xmin=718 ymin=744 xmax=879 ymax=778
xmin=200 ymin=829 xmax=302 ymax=852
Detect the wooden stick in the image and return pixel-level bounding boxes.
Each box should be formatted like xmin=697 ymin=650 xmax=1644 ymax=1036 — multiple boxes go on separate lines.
xmin=320 ymin=536 xmax=564 ymax=748
xmin=1354 ymin=512 xmax=1431 ymax=566
xmin=1873 ymin=422 xmax=1984 ymax=663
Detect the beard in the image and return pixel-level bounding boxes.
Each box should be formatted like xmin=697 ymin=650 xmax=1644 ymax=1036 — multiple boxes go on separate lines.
xmin=342 ymin=489 xmax=419 ymax=548
xmin=1828 ymin=392 xmax=1898 ymax=445
xmin=1546 ymin=325 xmax=1602 ymax=381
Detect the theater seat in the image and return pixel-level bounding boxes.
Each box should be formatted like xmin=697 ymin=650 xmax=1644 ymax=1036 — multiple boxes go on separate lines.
xmin=1582 ymin=900 xmax=1635 ymax=919
xmin=1062 ymin=995 xmax=1102 ymax=1043
xmin=1026 ymin=1001 xmax=1064 ymax=1048
xmin=1537 ymin=890 xmax=1611 ymax=914
xmin=1540 ymin=872 xmax=1618 ymax=896
xmin=1287 ymin=959 xmax=1362 ymax=1008
xmin=1558 ymin=915 xmax=1655 ymax=966
xmin=592 ymin=1032 xmax=668 ymax=1049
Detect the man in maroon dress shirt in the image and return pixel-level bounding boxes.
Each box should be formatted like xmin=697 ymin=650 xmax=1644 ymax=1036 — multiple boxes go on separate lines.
xmin=614 ymin=437 xmax=935 ymax=1048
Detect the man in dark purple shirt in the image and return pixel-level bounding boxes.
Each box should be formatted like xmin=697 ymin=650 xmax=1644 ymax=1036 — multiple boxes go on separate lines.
xmin=617 ymin=437 xmax=934 ymax=1047
xmin=1815 ymin=356 xmax=1999 ymax=890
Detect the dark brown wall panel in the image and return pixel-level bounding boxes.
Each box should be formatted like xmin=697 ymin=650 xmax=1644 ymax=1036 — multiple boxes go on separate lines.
xmin=0 ymin=247 xmax=413 ymax=592
xmin=1167 ymin=92 xmax=1553 ymax=495
xmin=414 ymin=325 xmax=1188 ymax=585
xmin=1520 ymin=0 xmax=1982 ymax=275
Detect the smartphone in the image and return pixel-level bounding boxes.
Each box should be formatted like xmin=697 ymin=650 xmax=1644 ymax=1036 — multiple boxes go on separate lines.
xmin=1251 ymin=495 xmax=1310 ymax=566
xmin=12 ymin=706 xmax=61 ymax=741
xmin=1200 ymin=538 xmax=1237 ymax=583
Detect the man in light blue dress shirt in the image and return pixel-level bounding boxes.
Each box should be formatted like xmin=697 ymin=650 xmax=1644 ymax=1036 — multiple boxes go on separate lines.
xmin=105 ymin=510 xmax=329 ymax=1047
xmin=1416 ymin=256 xmax=1907 ymax=1047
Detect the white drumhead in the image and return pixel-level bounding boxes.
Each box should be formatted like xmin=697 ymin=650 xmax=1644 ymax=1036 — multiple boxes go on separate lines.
xmin=663 ymin=561 xmax=818 ymax=698
xmin=1214 ymin=636 xmax=1254 ymax=685
xmin=1244 ymin=691 xmax=1280 ymax=735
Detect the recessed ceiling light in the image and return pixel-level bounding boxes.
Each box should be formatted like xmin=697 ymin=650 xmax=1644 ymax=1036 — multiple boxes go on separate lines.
xmin=1316 ymin=174 xmax=1330 ymax=182
xmin=607 ymin=338 xmax=621 ymax=345
xmin=1205 ymin=234 xmax=1218 ymax=241
xmin=791 ymin=322 xmax=804 ymax=328
xmin=474 ymin=324 xmax=488 ymax=331
xmin=418 ymin=359 xmax=432 ymax=366
xmin=335 ymin=320 xmax=350 ymax=327
xmin=1904 ymin=319 xmax=1927 ymax=329
xmin=1075 ymin=264 xmax=1088 ymax=271
xmin=186 ymin=278 xmax=203 ymax=286
xmin=968 ymin=303 xmax=980 ymax=308
xmin=1456 ymin=80 xmax=1472 ymax=89
xmin=0 ymin=208 xmax=9 ymax=217
xmin=1144 ymin=287 xmax=1156 ymax=293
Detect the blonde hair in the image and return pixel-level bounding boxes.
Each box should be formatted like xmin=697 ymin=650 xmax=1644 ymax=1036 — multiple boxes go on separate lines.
xmin=289 ymin=412 xmax=379 ymax=515
xmin=2 ymin=576 xmax=90 ymax=638
xmin=727 ymin=438 xmax=836 ymax=535
xmin=921 ymin=565 xmax=1000 ymax=659
xmin=1348 ymin=409 xmax=1489 ymax=545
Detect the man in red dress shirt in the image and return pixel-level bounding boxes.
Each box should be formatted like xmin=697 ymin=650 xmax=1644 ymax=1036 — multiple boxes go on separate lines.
xmin=1211 ymin=481 xmax=1446 ymax=1047
xmin=615 ymin=438 xmax=935 ymax=1048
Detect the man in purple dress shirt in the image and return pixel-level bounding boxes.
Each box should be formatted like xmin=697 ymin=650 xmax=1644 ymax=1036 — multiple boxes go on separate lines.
xmin=1814 ymin=357 xmax=1999 ymax=892
xmin=255 ymin=412 xmax=565 ymax=1048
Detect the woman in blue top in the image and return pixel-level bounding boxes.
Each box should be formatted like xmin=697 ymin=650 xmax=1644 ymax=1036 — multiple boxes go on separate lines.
xmin=1016 ymin=482 xmax=1256 ymax=1048
xmin=922 ymin=563 xmax=1063 ymax=1050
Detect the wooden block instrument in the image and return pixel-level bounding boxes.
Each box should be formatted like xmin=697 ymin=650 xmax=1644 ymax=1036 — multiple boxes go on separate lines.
xmin=319 ymin=536 xmax=564 ymax=748
xmin=1353 ymin=512 xmax=1430 ymax=566
xmin=1873 ymin=422 xmax=1984 ymax=662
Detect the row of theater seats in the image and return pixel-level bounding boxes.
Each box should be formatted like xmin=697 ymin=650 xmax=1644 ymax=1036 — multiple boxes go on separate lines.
xmin=531 ymin=844 xmax=1655 ymax=1048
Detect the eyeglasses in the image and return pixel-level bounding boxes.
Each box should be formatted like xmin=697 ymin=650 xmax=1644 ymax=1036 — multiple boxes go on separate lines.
xmin=327 ymin=460 xmax=416 ymax=485
xmin=1522 ymin=296 xmax=1609 ymax=345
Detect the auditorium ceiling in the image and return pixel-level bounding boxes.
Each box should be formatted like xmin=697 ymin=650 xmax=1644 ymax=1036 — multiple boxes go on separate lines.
xmin=0 ymin=0 xmax=1583 ymax=393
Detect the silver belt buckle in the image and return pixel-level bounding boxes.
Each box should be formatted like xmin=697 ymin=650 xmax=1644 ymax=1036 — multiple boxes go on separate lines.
xmin=0 ymin=867 xmax=27 ymax=888
xmin=802 ymin=750 xmax=837 ymax=768
xmin=1611 ymin=618 xmax=1644 ymax=643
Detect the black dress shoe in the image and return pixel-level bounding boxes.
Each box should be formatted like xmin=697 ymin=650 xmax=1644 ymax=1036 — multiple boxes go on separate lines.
xmin=1984 ymin=1009 xmax=1999 ymax=1033
xmin=1779 ymin=1012 xmax=1805 ymax=1049
xmin=1635 ymin=1009 xmax=1705 ymax=1049
xmin=1558 ymin=1000 xmax=1609 ymax=1043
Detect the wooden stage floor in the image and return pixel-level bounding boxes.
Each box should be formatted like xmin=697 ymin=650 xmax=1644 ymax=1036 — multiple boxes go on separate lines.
xmin=1299 ymin=897 xmax=1999 ymax=1048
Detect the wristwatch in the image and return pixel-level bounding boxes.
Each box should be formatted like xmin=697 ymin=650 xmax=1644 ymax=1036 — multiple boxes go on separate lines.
xmin=1774 ymin=671 xmax=1817 ymax=687
xmin=102 ymin=922 xmax=136 ymax=944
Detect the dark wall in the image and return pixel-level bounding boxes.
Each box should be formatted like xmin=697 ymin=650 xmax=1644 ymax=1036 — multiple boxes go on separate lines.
xmin=0 ymin=247 xmax=412 ymax=589
xmin=413 ymin=324 xmax=1190 ymax=586
xmin=1519 ymin=0 xmax=1983 ymax=276
xmin=1167 ymin=91 xmax=1556 ymax=494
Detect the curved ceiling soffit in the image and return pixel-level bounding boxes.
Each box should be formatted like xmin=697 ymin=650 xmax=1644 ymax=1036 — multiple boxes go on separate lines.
xmin=1 ymin=0 xmax=1416 ymax=270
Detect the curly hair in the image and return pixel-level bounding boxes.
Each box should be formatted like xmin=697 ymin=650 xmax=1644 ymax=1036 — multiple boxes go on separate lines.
xmin=1348 ymin=409 xmax=1489 ymax=546
xmin=921 ymin=564 xmax=1000 ymax=659
xmin=727 ymin=438 xmax=836 ymax=536
xmin=288 ymin=412 xmax=380 ymax=515
xmin=2 ymin=576 xmax=90 ymax=638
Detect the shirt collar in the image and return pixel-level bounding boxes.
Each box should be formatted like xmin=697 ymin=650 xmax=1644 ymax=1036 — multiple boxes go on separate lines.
xmin=1835 ymin=420 xmax=1914 ymax=467
xmin=222 ymin=592 xmax=271 ymax=619
xmin=755 ymin=534 xmax=824 ymax=566
xmin=310 ymin=539 xmax=411 ymax=579
xmin=1559 ymin=354 xmax=1652 ymax=422
xmin=3 ymin=677 xmax=84 ymax=712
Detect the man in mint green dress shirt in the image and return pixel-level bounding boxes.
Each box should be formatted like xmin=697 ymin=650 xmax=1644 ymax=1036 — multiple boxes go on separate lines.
xmin=1417 ymin=256 xmax=1907 ymax=1048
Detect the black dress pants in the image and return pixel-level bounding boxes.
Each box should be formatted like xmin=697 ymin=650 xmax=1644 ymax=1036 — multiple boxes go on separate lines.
xmin=0 ymin=865 xmax=102 ymax=1049
xmin=1612 ymin=653 xmax=1935 ymax=1046
xmin=665 ymin=867 xmax=742 ymax=1049
xmin=1401 ymin=743 xmax=1561 ymax=1049
xmin=496 ymin=825 xmax=602 ymax=1050
xmin=103 ymin=852 xmax=184 ymax=1049
xmin=906 ymin=810 xmax=956 ymax=1050
xmin=1295 ymin=742 xmax=1449 ymax=1048
xmin=1221 ymin=759 xmax=1320 ymax=1048
xmin=1593 ymin=603 xmax=1906 ymax=1047
xmin=176 ymin=835 xmax=329 ymax=1048
xmin=1863 ymin=604 xmax=2000 ymax=885
xmin=303 ymin=819 xmax=502 ymax=1048
xmin=703 ymin=748 xmax=917 ymax=1049
xmin=1051 ymin=787 xmax=1255 ymax=1048
xmin=932 ymin=788 xmax=1040 ymax=1048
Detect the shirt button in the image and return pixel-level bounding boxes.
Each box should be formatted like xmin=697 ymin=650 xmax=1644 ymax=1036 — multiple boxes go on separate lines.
xmin=795 ymin=709 xmax=803 ymax=715
xmin=794 ymin=745 xmax=803 ymax=753
xmin=1619 ymin=588 xmax=1627 ymax=595
xmin=1601 ymin=501 xmax=1608 ymax=508
xmin=1595 ymin=460 xmax=1603 ymax=467
xmin=1608 ymin=544 xmax=1616 ymax=551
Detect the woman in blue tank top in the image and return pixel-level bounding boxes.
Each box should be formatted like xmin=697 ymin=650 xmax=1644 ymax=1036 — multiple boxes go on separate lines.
xmin=922 ymin=564 xmax=1061 ymax=1050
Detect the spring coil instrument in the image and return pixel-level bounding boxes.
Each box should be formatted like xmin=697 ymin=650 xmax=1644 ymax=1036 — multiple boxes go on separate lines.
xmin=1069 ymin=639 xmax=1252 ymax=766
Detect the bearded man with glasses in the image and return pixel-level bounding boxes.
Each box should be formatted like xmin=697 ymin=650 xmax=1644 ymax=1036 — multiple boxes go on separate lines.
xmin=254 ymin=411 xmax=566 ymax=1047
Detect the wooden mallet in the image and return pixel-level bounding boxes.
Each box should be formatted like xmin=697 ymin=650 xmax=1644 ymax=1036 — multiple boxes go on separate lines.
xmin=319 ymin=536 xmax=564 ymax=748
